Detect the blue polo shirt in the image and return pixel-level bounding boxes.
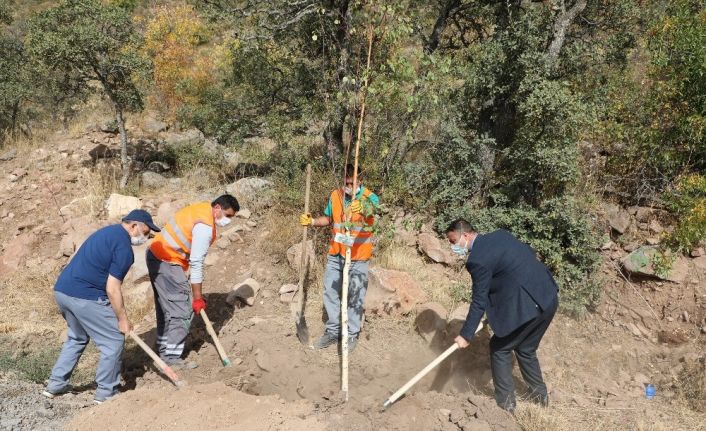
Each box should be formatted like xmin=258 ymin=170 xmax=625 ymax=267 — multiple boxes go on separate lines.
xmin=55 ymin=224 xmax=134 ymax=301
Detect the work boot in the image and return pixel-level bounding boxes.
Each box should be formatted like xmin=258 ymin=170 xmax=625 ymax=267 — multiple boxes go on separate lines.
xmin=313 ymin=332 xmax=338 ymax=349
xmin=165 ymin=359 xmax=198 ymax=371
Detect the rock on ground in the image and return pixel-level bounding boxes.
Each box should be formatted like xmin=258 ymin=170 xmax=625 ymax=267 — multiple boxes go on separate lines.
xmin=604 ymin=203 xmax=631 ymax=234
xmin=286 ymin=240 xmax=315 ymax=274
xmin=226 ymin=177 xmax=274 ymax=209
xmin=417 ymin=232 xmax=457 ymax=265
xmin=105 ymin=193 xmax=142 ymax=220
xmin=621 ymin=246 xmax=690 ymax=282
xmin=141 ymin=171 xmax=167 ymax=188
xmin=227 ymin=278 xmax=261 ymax=306
xmin=365 ymin=267 xmax=427 ymax=316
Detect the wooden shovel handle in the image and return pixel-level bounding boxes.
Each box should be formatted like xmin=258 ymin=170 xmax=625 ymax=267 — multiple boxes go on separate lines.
xmin=200 ymin=310 xmax=231 ymax=366
xmin=128 ymin=331 xmax=182 ymax=386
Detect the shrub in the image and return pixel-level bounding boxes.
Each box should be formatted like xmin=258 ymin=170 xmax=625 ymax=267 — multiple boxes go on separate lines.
xmin=663 ymin=174 xmax=706 ymax=253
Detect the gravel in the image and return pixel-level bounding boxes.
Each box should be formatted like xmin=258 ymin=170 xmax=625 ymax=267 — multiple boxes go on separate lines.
xmin=0 ymin=377 xmax=93 ymax=431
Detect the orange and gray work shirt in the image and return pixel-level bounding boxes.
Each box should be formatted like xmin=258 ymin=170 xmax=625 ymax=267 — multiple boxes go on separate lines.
xmin=324 ymin=185 xmax=379 ymax=261
xmin=149 ymin=202 xmax=216 ymax=284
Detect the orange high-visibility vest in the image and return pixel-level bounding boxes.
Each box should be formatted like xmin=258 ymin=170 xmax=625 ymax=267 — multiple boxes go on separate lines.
xmin=149 ymin=202 xmax=216 ymax=271
xmin=328 ymin=188 xmax=375 ymax=261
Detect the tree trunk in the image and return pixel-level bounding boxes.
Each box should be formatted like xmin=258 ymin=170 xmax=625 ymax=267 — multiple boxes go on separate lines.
xmin=10 ymin=100 xmax=19 ymax=140
xmin=116 ymin=107 xmax=131 ymax=189
xmin=547 ymin=0 xmax=587 ymax=70
xmin=425 ymin=0 xmax=461 ymax=53
xmin=323 ymin=0 xmax=351 ymax=171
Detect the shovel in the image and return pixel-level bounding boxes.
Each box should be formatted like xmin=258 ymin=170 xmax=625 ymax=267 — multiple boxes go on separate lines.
xmin=382 ymin=321 xmax=484 ymax=408
xmin=292 ymin=163 xmax=312 ymax=344
xmin=200 ymin=309 xmax=232 ymax=366
xmin=128 ymin=331 xmax=185 ymax=388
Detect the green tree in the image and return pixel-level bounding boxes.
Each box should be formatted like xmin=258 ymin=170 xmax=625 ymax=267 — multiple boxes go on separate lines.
xmin=25 ymin=0 xmax=148 ymax=187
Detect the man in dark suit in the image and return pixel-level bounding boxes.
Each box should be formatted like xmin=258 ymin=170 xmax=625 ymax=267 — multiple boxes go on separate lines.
xmin=445 ymin=218 xmax=559 ymax=412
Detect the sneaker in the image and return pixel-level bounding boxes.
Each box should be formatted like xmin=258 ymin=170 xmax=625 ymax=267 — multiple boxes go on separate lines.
xmin=348 ymin=335 xmax=358 ymax=353
xmin=42 ymin=385 xmax=73 ymax=399
xmin=93 ymin=393 xmax=117 ymax=405
xmin=313 ymin=332 xmax=339 ymax=349
xmin=165 ymin=359 xmax=198 ymax=371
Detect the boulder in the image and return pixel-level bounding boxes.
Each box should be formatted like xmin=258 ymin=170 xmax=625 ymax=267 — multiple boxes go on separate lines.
xmin=141 ymin=171 xmax=167 ymax=188
xmin=415 ymin=302 xmax=448 ymax=343
xmin=225 ymin=177 xmax=274 ymax=208
xmin=621 ymin=246 xmax=690 ymax=282
xmin=226 ymin=278 xmax=261 ymax=306
xmin=100 ymin=121 xmax=118 ymax=134
xmin=0 ymin=232 xmax=37 ymax=276
xmin=693 ymin=255 xmax=706 ymax=271
xmin=365 ymin=267 xmax=427 ymax=316
xmin=129 ymin=246 xmax=149 ymax=283
xmin=417 ymin=232 xmax=456 ymax=265
xmin=604 ymin=203 xmax=631 ymax=234
xmin=105 ymin=193 xmax=142 ymax=220
xmin=88 ymin=144 xmax=114 ymax=162
xmin=286 ymin=240 xmax=315 ymax=274
xmin=155 ymin=200 xmax=185 ymax=227
xmin=162 ymin=129 xmax=204 ymax=148
xmin=147 ymin=161 xmax=170 ymax=173
xmin=143 ymin=118 xmax=168 ymax=134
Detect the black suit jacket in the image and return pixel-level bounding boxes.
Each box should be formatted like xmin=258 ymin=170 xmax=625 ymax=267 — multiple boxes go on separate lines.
xmin=460 ymin=229 xmax=559 ymax=339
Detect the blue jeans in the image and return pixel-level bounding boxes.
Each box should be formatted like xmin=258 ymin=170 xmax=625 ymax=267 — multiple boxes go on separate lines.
xmin=46 ymin=292 xmax=124 ymax=400
xmin=323 ymin=254 xmax=369 ymax=337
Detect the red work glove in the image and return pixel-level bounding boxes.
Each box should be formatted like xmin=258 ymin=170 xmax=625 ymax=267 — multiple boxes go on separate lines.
xmin=192 ymin=297 xmax=206 ymax=314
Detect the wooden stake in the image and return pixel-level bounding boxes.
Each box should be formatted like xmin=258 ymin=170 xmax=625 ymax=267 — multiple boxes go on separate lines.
xmin=341 ymin=25 xmax=376 ymax=402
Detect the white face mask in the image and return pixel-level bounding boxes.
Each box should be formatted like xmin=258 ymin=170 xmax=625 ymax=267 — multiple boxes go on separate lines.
xmin=451 ymin=235 xmax=469 ymax=256
xmin=131 ymin=234 xmax=147 ymax=246
xmin=216 ymin=216 xmax=232 ymax=227
xmin=344 ymin=185 xmax=361 ymax=196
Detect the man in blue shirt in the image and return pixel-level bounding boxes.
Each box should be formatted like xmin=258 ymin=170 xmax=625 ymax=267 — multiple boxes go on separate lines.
xmin=43 ymin=209 xmax=160 ymax=404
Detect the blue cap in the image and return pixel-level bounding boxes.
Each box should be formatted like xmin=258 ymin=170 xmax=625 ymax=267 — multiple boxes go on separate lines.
xmin=122 ymin=209 xmax=161 ymax=232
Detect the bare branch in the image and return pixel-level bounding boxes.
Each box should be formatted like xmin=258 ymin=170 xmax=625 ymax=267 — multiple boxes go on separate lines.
xmin=547 ymin=0 xmax=587 ymax=69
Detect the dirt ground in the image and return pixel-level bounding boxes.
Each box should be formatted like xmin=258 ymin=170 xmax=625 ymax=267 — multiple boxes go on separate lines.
xmin=1 ymin=129 xmax=706 ymax=430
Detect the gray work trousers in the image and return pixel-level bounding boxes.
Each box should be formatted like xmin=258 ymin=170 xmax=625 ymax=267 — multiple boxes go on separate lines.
xmin=323 ymin=254 xmax=369 ymax=337
xmin=46 ymin=291 xmax=124 ymax=400
xmin=146 ymin=250 xmax=193 ymax=363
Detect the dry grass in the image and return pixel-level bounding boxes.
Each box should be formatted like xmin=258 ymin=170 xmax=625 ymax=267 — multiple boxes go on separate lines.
xmin=678 ymin=357 xmax=706 ymax=413
xmin=0 ymin=264 xmax=63 ymax=337
xmin=514 ymin=403 xmax=568 ymax=431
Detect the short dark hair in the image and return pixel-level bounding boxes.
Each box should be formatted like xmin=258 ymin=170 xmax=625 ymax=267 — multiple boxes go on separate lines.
xmin=212 ymin=194 xmax=240 ymax=212
xmin=445 ymin=218 xmax=476 ymax=234
xmin=345 ymin=163 xmax=363 ymax=179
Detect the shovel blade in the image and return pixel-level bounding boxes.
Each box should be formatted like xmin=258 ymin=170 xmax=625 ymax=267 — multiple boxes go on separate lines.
xmin=295 ymin=316 xmax=309 ymax=345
